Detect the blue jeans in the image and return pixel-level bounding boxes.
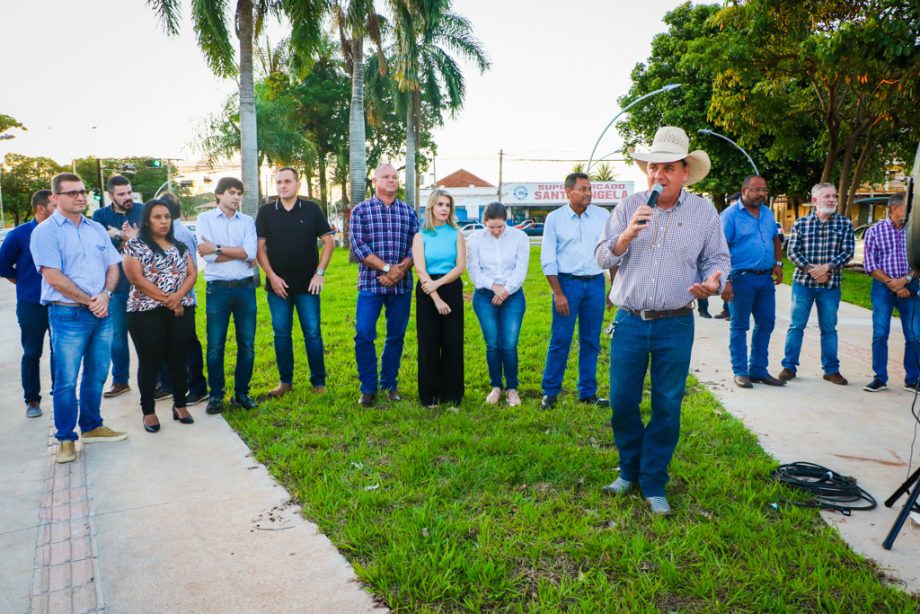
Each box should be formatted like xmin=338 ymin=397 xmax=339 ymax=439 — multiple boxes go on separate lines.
xmin=729 ymin=272 xmax=776 ymax=377
xmin=205 ymin=283 xmax=257 ymax=399
xmin=16 ymin=302 xmax=53 ymax=403
xmin=609 ymin=310 xmax=694 ymax=497
xmin=473 ymin=289 xmax=526 ymax=389
xmin=48 ymin=305 xmax=112 ymax=442
xmin=354 ymin=290 xmax=412 ymax=395
xmin=267 ymin=291 xmax=325 ymax=386
xmin=782 ymin=283 xmax=841 ymax=375
xmin=870 ymin=279 xmax=920 ymax=384
xmin=541 ymin=274 xmax=605 ymax=398
xmin=107 ymin=291 xmax=130 ymax=384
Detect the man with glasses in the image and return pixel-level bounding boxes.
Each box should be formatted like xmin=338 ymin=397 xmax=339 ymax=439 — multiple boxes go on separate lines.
xmin=92 ymin=174 xmax=142 ymax=398
xmin=720 ymin=176 xmax=786 ymax=388
xmin=0 ymin=190 xmax=57 ymax=418
xmin=30 ymin=173 xmax=128 ymax=464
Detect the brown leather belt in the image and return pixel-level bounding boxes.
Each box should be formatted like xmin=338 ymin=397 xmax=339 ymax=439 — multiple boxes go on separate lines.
xmin=624 ymin=305 xmax=693 ymax=321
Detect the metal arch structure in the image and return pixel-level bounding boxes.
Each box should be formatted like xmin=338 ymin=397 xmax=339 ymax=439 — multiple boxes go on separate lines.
xmin=586 ymin=83 xmax=681 ymax=174
xmin=697 ymin=128 xmax=759 ymax=175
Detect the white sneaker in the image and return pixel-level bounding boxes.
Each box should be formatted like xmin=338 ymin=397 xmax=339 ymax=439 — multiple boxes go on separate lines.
xmin=505 ymin=389 xmax=521 ymax=407
xmin=485 ymin=387 xmax=501 ymax=405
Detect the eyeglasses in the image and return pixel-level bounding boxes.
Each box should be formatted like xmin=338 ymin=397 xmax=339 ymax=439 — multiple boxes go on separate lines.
xmin=55 ymin=189 xmax=88 ymax=198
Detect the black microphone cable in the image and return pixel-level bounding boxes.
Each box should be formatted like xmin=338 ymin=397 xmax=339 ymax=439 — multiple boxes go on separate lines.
xmin=772 ymin=462 xmax=877 ymax=516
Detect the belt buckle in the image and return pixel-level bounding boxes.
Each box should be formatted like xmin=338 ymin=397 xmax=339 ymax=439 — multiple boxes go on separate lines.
xmin=640 ymin=310 xmax=652 ymax=321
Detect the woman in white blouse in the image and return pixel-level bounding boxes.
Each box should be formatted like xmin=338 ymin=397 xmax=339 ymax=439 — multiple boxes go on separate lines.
xmin=467 ymin=202 xmax=530 ymax=406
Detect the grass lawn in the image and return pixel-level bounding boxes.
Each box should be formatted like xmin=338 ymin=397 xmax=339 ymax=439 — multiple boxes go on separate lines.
xmin=196 ymin=247 xmax=916 ymax=611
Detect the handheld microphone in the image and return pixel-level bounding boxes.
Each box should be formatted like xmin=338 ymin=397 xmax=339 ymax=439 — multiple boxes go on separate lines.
xmin=637 ymin=183 xmax=663 ymax=225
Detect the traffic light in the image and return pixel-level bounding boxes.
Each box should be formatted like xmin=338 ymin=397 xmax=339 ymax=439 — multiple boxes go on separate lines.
xmin=144 ymin=159 xmax=162 ymax=168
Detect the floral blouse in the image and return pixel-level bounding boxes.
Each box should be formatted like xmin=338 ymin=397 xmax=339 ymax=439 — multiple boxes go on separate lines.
xmin=123 ymin=238 xmax=195 ymax=312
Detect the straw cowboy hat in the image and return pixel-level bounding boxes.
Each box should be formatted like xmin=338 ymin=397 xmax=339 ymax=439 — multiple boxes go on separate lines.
xmin=631 ymin=126 xmax=711 ymax=186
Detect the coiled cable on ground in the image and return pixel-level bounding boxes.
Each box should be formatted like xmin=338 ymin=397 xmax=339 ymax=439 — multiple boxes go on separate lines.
xmin=772 ymin=462 xmax=877 ymax=516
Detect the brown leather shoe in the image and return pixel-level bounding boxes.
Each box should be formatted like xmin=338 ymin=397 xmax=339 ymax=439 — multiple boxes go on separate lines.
xmin=733 ymin=375 xmax=754 ymax=389
xmin=823 ymin=372 xmax=848 ymax=386
xmin=267 ymin=383 xmax=293 ymax=398
xmin=778 ymin=368 xmax=796 ymax=381
xmin=103 ymin=383 xmax=130 ymax=398
xmin=386 ymin=389 xmax=402 ymax=402
xmin=749 ymin=374 xmax=787 ymax=387
xmin=359 ymin=393 xmax=376 ymax=408
xmin=313 ymin=385 xmax=327 ymax=394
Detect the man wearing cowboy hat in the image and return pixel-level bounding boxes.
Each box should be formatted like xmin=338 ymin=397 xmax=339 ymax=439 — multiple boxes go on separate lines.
xmin=594 ymin=126 xmax=730 ymax=515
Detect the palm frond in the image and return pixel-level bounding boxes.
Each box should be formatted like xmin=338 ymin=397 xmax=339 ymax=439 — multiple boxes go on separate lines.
xmin=146 ymin=0 xmax=182 ymax=35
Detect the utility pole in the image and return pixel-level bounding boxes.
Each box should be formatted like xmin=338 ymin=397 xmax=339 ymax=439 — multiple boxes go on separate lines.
xmin=96 ymin=158 xmax=104 ymax=205
xmin=498 ymin=149 xmax=504 ymax=202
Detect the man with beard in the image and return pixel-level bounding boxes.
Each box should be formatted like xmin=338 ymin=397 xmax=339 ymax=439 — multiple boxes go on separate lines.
xmin=779 ymin=183 xmax=854 ymax=384
xmin=720 ymin=176 xmax=785 ymax=388
xmin=92 ymin=174 xmax=142 ymax=397
xmin=862 ymin=192 xmax=919 ymax=392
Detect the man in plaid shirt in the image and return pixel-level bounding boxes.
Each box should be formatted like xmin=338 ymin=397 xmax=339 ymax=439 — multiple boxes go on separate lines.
xmin=349 ymin=164 xmax=420 ymax=408
xmin=780 ymin=183 xmax=855 ymax=384
xmin=861 ymin=193 xmax=919 ymax=392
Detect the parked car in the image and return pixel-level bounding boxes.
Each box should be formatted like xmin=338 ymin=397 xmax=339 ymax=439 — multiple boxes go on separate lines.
xmin=461 ymin=223 xmax=484 ymax=237
xmin=775 ymin=222 xmax=785 ymax=248
xmin=514 ymin=219 xmax=535 ymax=229
xmin=522 ymin=223 xmax=545 ymax=237
xmin=850 ymin=223 xmax=870 ymax=268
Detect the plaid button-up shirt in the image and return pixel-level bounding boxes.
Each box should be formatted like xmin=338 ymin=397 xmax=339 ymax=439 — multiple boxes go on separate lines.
xmin=786 ymin=212 xmax=854 ymax=289
xmin=594 ymin=188 xmax=731 ymax=312
xmin=863 ymin=218 xmax=909 ymax=279
xmin=349 ymin=196 xmax=420 ymax=294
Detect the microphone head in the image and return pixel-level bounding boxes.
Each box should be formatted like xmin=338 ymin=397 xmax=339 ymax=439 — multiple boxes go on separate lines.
xmin=651 ymin=183 xmax=663 ymax=195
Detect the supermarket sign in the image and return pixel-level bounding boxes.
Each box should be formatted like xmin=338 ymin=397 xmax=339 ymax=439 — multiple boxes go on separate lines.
xmin=502 ymin=181 xmax=634 ymax=206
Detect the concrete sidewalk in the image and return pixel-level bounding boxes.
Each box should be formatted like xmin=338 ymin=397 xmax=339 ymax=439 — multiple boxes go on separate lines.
xmin=0 ymin=283 xmax=382 ymax=613
xmin=694 ymin=283 xmax=920 ymax=592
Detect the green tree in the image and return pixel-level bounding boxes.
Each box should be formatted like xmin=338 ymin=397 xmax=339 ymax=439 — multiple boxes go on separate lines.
xmin=390 ymin=4 xmax=490 ymax=208
xmin=0 ymin=114 xmax=25 ymax=139
xmin=590 ymin=162 xmax=616 ymax=182
xmin=708 ymin=0 xmax=920 ymax=216
xmin=0 ymin=154 xmax=65 ymax=226
xmin=148 ymin=0 xmax=326 ymax=212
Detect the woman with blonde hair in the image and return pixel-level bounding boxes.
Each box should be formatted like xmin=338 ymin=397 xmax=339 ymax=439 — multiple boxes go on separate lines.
xmin=412 ymin=189 xmax=467 ymax=407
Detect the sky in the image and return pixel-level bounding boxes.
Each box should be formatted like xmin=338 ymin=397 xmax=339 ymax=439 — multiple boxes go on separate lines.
xmin=0 ymin=0 xmax=689 ymax=188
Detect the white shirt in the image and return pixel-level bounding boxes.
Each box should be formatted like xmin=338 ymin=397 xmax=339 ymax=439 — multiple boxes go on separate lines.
xmin=467 ymin=226 xmax=530 ymax=294
xmin=196 ymin=207 xmax=258 ymax=282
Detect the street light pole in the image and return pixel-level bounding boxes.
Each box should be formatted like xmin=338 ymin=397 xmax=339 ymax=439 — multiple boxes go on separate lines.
xmin=587 ymin=83 xmax=681 ymax=173
xmin=0 ymin=133 xmax=14 ymax=228
xmin=697 ymin=128 xmax=759 ymax=175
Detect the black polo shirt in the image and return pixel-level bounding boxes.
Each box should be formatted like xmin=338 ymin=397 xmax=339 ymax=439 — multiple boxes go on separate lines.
xmin=255 ymin=198 xmax=332 ymax=295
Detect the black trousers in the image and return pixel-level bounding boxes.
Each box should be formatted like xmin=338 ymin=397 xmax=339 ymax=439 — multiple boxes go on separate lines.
xmin=416 ymin=277 xmax=464 ymax=405
xmin=127 ymin=306 xmax=195 ymax=415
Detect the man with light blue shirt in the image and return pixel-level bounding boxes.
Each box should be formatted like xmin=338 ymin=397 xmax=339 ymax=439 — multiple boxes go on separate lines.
xmin=720 ymin=175 xmax=785 ymax=388
xmin=539 ymin=172 xmax=609 ymax=409
xmin=30 ymin=173 xmax=128 ymax=464
xmin=196 ymin=178 xmax=259 ymax=414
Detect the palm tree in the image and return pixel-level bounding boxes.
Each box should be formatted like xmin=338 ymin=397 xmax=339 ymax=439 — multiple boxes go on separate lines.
xmin=590 ymin=162 xmax=616 ymax=182
xmin=147 ymin=0 xmax=324 ymax=213
xmin=391 ymin=6 xmax=489 ymax=208
xmin=332 ymin=0 xmax=388 ymax=211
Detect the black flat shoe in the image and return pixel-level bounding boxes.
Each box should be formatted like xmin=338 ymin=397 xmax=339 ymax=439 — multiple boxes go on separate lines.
xmin=172 ymin=405 xmax=194 ymax=424
xmin=143 ymin=417 xmax=160 ymax=433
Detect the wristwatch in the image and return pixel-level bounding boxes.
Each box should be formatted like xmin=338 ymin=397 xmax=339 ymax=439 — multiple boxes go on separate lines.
xmin=775 ymin=261 xmax=783 ymax=267
xmin=382 ymin=264 xmax=391 ymax=273
xmin=316 ymin=268 xmax=325 ymax=277
xmin=215 ymin=244 xmax=223 ymax=256
xmin=104 ymin=290 xmax=113 ymax=299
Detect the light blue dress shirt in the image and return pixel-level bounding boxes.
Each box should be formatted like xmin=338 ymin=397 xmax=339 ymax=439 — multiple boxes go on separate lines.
xmin=540 ymin=204 xmax=608 ymax=277
xmin=29 ymin=211 xmax=122 ymax=305
xmin=195 ymin=206 xmax=258 ymax=282
xmin=720 ymin=201 xmax=777 ymax=272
